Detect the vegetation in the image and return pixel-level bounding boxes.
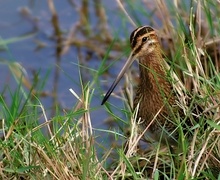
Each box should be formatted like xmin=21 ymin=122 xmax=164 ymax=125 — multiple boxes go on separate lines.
xmin=0 ymin=0 xmax=220 ymax=179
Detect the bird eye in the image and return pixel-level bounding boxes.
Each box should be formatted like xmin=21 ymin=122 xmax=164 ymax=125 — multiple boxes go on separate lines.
xmin=142 ymin=37 xmax=148 ymax=42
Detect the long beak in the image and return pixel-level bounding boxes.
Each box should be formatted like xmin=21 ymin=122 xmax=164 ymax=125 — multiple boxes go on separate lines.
xmin=101 ymin=52 xmax=136 ymax=105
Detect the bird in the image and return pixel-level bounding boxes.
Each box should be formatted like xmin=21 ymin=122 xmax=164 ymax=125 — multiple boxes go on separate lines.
xmin=101 ymin=26 xmax=220 ymax=177
xmin=101 ymin=26 xmax=182 ymax=145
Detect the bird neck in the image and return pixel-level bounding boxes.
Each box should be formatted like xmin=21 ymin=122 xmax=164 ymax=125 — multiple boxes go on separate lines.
xmin=138 ymin=51 xmax=171 ymax=95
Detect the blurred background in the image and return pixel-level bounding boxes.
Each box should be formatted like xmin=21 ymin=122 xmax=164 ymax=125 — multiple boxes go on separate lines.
xmin=0 ymin=0 xmax=164 ymax=133
xmin=1 ymin=0 xmax=219 ymax=146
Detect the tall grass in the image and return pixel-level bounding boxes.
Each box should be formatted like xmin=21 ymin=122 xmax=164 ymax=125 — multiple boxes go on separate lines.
xmin=0 ymin=0 xmax=220 ymax=179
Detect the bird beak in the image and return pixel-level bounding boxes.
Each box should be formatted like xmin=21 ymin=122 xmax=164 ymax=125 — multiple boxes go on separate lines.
xmin=101 ymin=51 xmax=136 ymax=105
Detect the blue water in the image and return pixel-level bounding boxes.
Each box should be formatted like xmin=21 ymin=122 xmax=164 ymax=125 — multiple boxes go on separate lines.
xmin=0 ymin=1 xmax=154 ymax=157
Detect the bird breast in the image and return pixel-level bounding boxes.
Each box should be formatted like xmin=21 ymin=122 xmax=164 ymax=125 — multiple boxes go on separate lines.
xmin=134 ymin=55 xmax=176 ymax=133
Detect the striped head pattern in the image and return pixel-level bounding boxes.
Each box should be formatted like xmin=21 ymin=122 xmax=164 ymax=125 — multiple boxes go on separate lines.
xmin=130 ymin=26 xmax=159 ymax=58
xmin=101 ymin=26 xmax=159 ymax=105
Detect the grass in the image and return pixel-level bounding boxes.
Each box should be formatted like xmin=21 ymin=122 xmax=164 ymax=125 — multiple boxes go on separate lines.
xmin=1 ymin=0 xmax=220 ymax=179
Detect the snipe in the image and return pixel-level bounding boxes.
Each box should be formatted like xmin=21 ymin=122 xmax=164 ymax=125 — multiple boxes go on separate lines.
xmin=101 ymin=26 xmax=220 ymax=177
xmin=102 ymin=26 xmax=180 ymax=145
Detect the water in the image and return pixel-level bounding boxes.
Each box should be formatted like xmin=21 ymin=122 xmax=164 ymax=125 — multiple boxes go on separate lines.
xmin=0 ymin=1 xmax=152 ymax=154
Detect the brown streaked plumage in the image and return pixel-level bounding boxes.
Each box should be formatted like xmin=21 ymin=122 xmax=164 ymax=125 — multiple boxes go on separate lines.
xmin=101 ymin=26 xmax=220 ymax=176
xmin=101 ymin=26 xmax=178 ymax=145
